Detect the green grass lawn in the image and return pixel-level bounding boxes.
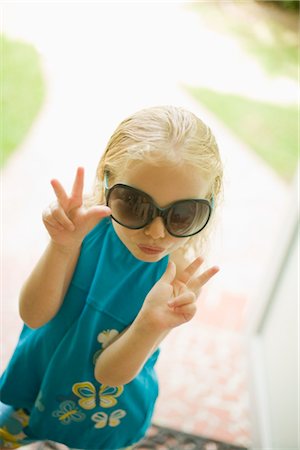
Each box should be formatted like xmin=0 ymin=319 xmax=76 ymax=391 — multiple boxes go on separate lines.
xmin=189 ymin=2 xmax=299 ymax=81
xmin=1 ymin=34 xmax=45 ymax=167
xmin=186 ymin=2 xmax=298 ymax=182
xmin=186 ymin=86 xmax=298 ymax=181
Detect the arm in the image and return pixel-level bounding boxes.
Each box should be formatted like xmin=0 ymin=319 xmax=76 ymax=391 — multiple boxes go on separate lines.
xmin=19 ymin=167 xmax=111 ymax=329
xmin=94 ymin=259 xmax=219 ymax=386
xmin=94 ymin=321 xmax=168 ymax=387
xmin=19 ymin=241 xmax=80 ymax=328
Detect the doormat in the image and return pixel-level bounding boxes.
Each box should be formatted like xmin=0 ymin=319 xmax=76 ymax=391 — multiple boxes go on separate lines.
xmin=38 ymin=425 xmax=248 ymax=450
xmin=135 ymin=424 xmax=248 ymax=450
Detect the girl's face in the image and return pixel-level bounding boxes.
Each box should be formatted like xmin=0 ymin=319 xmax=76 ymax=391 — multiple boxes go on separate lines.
xmin=110 ymin=161 xmax=212 ymax=262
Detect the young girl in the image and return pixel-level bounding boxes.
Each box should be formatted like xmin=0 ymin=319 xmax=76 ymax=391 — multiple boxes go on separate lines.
xmin=0 ymin=105 xmax=223 ymax=450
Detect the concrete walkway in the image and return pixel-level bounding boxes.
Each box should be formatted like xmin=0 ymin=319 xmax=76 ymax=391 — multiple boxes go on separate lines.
xmin=1 ymin=2 xmax=294 ymax=447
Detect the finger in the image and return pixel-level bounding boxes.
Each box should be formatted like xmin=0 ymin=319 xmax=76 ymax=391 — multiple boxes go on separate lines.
xmin=84 ymin=205 xmax=111 ymax=227
xmin=179 ymin=256 xmax=204 ymax=284
xmin=42 ymin=207 xmax=65 ymax=230
xmin=50 ymin=179 xmax=69 ymax=210
xmin=192 ymin=266 xmax=220 ymax=291
xmin=85 ymin=205 xmax=111 ymax=218
xmin=70 ymin=167 xmax=84 ymax=209
xmin=51 ymin=206 xmax=75 ymax=231
xmin=168 ymin=291 xmax=195 ymax=308
xmin=160 ymin=261 xmax=176 ymax=285
xmin=79 ymin=205 xmax=112 ymax=235
xmin=44 ymin=221 xmax=64 ymax=233
xmin=43 ymin=216 xmax=64 ymax=231
xmin=172 ymin=279 xmax=187 ymax=297
xmin=174 ymin=302 xmax=197 ymax=322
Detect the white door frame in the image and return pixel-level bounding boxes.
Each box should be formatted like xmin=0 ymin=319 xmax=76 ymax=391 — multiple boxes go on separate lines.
xmin=246 ymin=168 xmax=299 ymax=448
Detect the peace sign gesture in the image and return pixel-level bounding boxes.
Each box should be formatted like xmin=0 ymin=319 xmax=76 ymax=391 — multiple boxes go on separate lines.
xmin=42 ymin=167 xmax=111 ymax=249
xmin=139 ymin=258 xmax=219 ymax=331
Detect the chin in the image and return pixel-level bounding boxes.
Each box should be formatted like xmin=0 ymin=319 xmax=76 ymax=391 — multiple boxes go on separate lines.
xmin=132 ymin=248 xmax=166 ymax=263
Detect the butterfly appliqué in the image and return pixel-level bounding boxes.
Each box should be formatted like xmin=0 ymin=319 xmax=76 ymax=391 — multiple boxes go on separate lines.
xmin=72 ymin=381 xmax=124 ymax=410
xmin=91 ymin=409 xmax=127 ymax=429
xmin=93 ymin=329 xmax=120 ymax=365
xmin=52 ymin=400 xmax=86 ymax=425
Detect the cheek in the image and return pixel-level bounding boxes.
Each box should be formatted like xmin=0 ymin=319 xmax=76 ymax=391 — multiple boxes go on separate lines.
xmin=112 ymin=222 xmax=128 ymax=240
xmin=169 ymin=237 xmax=189 ymax=251
xmin=112 ymin=222 xmax=140 ymax=242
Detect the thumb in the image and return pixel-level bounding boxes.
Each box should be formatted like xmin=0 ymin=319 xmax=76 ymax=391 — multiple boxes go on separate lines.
xmin=160 ymin=261 xmax=176 ymax=285
xmin=84 ymin=205 xmax=111 ymax=230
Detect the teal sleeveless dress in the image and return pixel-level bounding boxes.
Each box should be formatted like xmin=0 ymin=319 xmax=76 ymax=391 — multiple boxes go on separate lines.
xmin=0 ymin=218 xmax=168 ymax=449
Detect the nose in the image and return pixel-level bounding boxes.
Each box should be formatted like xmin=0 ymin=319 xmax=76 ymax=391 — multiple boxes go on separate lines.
xmin=144 ymin=217 xmax=166 ymax=239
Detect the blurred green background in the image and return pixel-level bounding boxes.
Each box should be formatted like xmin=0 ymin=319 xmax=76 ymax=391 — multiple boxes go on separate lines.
xmin=186 ymin=89 xmax=298 ymax=181
xmin=1 ymin=1 xmax=298 ymax=180
xmin=1 ymin=34 xmax=45 ymax=167
xmin=186 ymin=0 xmax=298 ymax=182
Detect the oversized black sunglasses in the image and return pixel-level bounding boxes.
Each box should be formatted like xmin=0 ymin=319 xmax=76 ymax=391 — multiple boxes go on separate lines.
xmin=104 ymin=172 xmax=213 ymax=238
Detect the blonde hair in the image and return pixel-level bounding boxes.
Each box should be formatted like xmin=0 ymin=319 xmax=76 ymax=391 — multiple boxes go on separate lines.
xmin=90 ymin=105 xmax=223 ymax=259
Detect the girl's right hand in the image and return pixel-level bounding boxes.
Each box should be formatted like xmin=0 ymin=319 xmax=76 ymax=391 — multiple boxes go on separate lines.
xmin=42 ymin=167 xmax=111 ymax=250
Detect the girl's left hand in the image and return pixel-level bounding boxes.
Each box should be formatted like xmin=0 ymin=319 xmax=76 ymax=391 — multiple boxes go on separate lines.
xmin=138 ymin=258 xmax=219 ymax=331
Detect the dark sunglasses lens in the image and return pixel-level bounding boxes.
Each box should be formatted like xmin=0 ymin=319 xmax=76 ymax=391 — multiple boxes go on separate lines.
xmin=167 ymin=201 xmax=210 ymax=236
xmin=108 ymin=187 xmax=152 ymax=228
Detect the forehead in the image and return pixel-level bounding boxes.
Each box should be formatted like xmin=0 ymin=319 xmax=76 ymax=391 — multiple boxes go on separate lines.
xmin=115 ymin=161 xmax=212 ymax=205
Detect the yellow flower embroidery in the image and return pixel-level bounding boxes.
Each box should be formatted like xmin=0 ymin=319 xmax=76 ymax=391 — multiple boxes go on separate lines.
xmin=72 ymin=381 xmax=124 ymax=410
xmin=91 ymin=409 xmax=127 ymax=429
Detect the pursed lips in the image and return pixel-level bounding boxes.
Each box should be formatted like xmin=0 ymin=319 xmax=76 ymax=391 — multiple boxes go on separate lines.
xmin=137 ymin=244 xmax=165 ymax=254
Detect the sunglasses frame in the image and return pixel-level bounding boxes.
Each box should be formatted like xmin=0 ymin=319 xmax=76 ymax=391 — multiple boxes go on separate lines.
xmin=104 ymin=172 xmax=213 ymax=238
